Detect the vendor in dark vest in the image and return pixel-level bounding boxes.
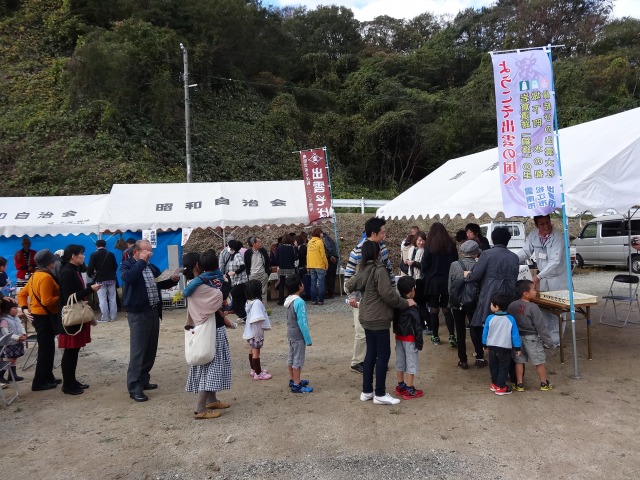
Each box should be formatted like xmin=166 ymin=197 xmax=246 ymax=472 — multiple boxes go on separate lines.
xmin=120 ymin=240 xmax=179 ymax=402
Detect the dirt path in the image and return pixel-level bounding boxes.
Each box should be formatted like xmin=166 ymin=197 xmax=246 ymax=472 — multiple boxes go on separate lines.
xmin=2 ymin=295 xmax=639 ymax=479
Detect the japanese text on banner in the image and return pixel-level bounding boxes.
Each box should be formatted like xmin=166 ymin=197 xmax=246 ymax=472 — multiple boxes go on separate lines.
xmin=491 ymin=49 xmax=560 ymax=217
xmin=299 ymin=148 xmax=331 ymax=222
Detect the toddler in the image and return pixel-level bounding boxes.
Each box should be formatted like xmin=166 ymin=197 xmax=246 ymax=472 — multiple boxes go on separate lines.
xmin=243 ymin=279 xmax=272 ymax=380
xmin=0 ymin=297 xmax=27 ymax=384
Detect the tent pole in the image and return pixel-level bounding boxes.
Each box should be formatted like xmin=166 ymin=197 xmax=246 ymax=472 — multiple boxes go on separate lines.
xmin=323 ymin=147 xmax=341 ymax=267
xmin=548 ymin=47 xmax=580 ymax=379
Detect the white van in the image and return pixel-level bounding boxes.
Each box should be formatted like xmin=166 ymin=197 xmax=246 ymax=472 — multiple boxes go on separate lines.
xmin=572 ymin=214 xmax=640 ymax=273
xmin=480 ymin=222 xmax=526 ymax=251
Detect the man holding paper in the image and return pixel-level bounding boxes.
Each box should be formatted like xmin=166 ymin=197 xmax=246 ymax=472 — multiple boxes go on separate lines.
xmin=120 ymin=240 xmax=179 ymax=402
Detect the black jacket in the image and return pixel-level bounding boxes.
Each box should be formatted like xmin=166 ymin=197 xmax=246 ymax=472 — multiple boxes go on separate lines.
xmin=244 ymin=247 xmax=270 ymax=275
xmin=393 ymin=306 xmax=424 ymax=351
xmin=58 ymin=262 xmax=94 ymax=335
xmin=87 ymin=248 xmax=118 ymax=282
xmin=276 ymin=244 xmax=297 ymax=270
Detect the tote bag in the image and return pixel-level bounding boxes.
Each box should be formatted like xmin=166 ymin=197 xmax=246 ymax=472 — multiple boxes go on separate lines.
xmin=184 ymin=317 xmax=216 ymax=366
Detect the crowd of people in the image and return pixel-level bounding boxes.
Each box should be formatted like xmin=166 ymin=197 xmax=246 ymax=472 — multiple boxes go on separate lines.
xmin=342 ymin=215 xmax=567 ymax=402
xmin=0 ymin=217 xmax=568 ymax=412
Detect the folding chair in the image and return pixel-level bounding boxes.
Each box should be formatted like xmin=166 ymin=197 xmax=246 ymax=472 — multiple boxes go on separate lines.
xmin=0 ymin=334 xmax=19 ymax=405
xmin=22 ymin=333 xmax=39 ymax=370
xmin=599 ymin=274 xmax=640 ymax=327
xmin=22 ymin=334 xmax=61 ymax=371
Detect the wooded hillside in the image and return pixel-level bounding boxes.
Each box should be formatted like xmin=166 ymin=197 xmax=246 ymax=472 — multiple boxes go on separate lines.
xmin=1 ymin=0 xmax=639 ymax=198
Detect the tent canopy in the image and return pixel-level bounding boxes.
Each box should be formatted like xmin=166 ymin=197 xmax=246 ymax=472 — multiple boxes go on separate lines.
xmin=0 ymin=195 xmax=108 ymax=237
xmin=100 ymin=181 xmax=314 ymax=232
xmin=377 ymin=108 xmax=640 ymax=220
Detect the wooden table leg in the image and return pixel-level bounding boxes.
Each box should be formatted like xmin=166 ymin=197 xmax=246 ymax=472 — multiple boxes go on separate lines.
xmin=558 ymin=312 xmax=564 ymax=364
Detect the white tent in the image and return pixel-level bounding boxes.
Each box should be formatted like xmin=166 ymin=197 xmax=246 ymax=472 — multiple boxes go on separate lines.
xmin=0 ymin=195 xmax=108 ymax=236
xmin=377 ymin=108 xmax=640 ymax=220
xmin=100 ymin=181 xmax=315 ymax=232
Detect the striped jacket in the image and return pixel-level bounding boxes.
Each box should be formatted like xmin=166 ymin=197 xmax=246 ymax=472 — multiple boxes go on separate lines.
xmin=344 ymin=234 xmax=395 ymax=299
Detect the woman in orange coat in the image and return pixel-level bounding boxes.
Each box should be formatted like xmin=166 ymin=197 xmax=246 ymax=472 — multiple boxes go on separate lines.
xmin=17 ymin=249 xmax=61 ymax=391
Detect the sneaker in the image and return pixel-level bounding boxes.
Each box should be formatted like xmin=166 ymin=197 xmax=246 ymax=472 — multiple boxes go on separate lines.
xmin=253 ymin=371 xmax=272 ymax=380
xmin=490 ymin=383 xmax=499 ymax=392
xmin=250 ymin=369 xmax=256 ymax=378
xmin=401 ymin=386 xmax=423 ymax=400
xmin=457 ymin=361 xmax=469 ymax=370
xmin=494 ymin=386 xmax=512 ymax=396
xmin=97 ymin=319 xmax=109 ymax=323
xmin=540 ymin=381 xmax=554 ymax=391
xmin=423 ymin=328 xmax=433 ymax=335
xmin=360 ymin=391 xmax=374 ymax=401
xmin=291 ymin=384 xmax=313 ymax=393
xmin=289 ymin=379 xmax=310 ymax=388
xmin=373 ymin=393 xmax=401 ymax=405
xmin=1 ymin=382 xmax=8 ymax=389
xmin=514 ymin=383 xmax=525 ymax=392
xmin=430 ymin=336 xmax=441 ymax=345
xmin=350 ymin=363 xmax=364 ymax=374
xmin=395 ymin=382 xmax=407 ymax=395
xmin=448 ymin=335 xmax=457 ymax=348
xmin=475 ymin=359 xmax=487 ymax=368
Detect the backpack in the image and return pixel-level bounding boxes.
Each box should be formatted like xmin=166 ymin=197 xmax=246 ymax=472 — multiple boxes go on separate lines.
xmin=450 ymin=260 xmax=480 ymax=309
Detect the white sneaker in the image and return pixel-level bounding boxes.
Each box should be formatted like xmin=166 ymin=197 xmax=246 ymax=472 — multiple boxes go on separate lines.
xmin=373 ymin=393 xmax=400 ymax=405
xmin=360 ymin=392 xmax=374 ymax=401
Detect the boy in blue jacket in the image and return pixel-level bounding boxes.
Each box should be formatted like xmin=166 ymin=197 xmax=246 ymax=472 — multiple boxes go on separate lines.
xmin=482 ymin=293 xmax=521 ymax=396
xmin=283 ymin=274 xmax=313 ymax=393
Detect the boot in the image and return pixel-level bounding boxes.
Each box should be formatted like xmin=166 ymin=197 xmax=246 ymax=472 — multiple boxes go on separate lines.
xmin=10 ymin=365 xmax=24 ymax=381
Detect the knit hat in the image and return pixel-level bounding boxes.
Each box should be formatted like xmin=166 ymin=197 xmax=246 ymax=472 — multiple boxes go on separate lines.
xmin=34 ymin=249 xmax=56 ymax=268
xmin=460 ymin=240 xmax=481 ymax=257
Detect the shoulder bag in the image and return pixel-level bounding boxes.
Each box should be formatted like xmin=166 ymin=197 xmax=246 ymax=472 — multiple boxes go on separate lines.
xmin=61 ymin=293 xmax=95 ymax=336
xmin=184 ymin=317 xmax=216 ymax=366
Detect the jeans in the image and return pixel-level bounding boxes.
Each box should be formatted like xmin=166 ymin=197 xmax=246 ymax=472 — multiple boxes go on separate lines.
xmin=488 ymin=346 xmax=512 ymax=388
xmin=363 ymin=328 xmax=391 ymax=397
xmin=309 ymin=268 xmax=326 ymax=303
xmin=127 ymin=308 xmax=160 ymax=395
xmin=97 ymin=282 xmax=118 ymax=321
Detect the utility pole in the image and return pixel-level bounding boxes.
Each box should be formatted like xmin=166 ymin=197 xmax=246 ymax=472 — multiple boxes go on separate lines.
xmin=180 ymin=43 xmax=197 ymax=183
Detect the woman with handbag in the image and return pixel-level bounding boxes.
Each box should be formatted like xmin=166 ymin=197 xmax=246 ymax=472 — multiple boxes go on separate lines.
xmin=17 ymin=249 xmax=62 ymax=392
xmin=57 ymin=244 xmax=101 ymax=395
xmin=182 ymin=251 xmax=235 ymax=419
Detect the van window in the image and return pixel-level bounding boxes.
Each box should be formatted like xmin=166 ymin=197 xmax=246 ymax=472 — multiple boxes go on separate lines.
xmin=480 ymin=227 xmax=488 ymax=237
xmin=580 ymin=223 xmax=597 ymax=239
xmin=622 ymin=220 xmax=640 ymax=236
xmin=601 ymin=221 xmax=624 ymax=238
xmin=511 ymin=226 xmax=521 ymax=237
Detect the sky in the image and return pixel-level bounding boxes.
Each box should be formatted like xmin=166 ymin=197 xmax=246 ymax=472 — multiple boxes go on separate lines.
xmin=268 ymin=0 xmax=639 ymax=22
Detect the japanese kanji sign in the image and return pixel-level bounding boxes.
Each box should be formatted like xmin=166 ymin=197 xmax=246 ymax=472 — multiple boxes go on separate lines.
xmin=491 ymin=49 xmax=561 ymax=217
xmin=299 ymin=148 xmax=332 ymax=223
